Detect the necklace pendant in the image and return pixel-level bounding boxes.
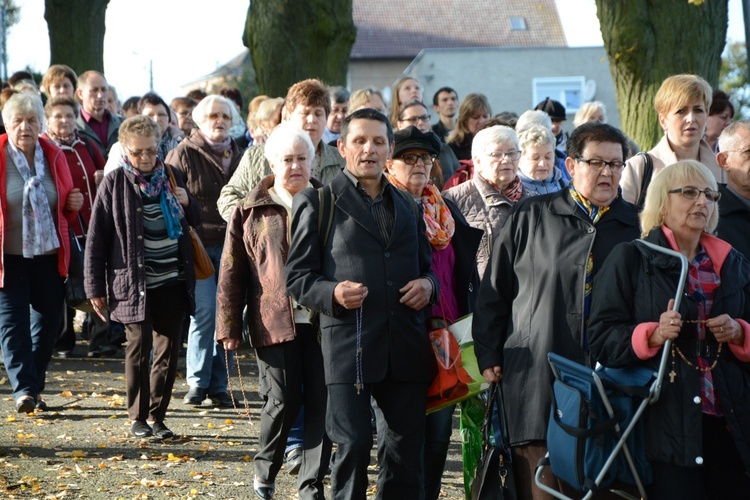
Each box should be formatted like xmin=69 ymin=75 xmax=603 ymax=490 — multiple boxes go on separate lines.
xmin=223 ymin=150 xmax=231 ymax=158
xmin=669 ymin=370 xmax=676 ymax=383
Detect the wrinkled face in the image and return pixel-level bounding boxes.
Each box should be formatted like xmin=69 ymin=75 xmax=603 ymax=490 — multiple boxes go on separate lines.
xmin=141 ymin=103 xmax=169 ymax=138
xmin=174 ymin=105 xmax=195 ymax=136
xmin=663 ymin=177 xmax=715 ymax=236
xmin=199 ymin=100 xmax=232 ymax=142
xmin=270 ymin=140 xmax=311 ymax=196
xmin=719 ymin=129 xmax=750 ymax=194
xmin=327 ymin=102 xmax=348 ymax=134
xmin=475 ymin=140 xmax=520 ymax=189
xmin=47 ymin=77 xmax=75 ymax=98
xmin=388 ymin=147 xmax=433 ymax=195
xmin=339 ymin=118 xmax=393 ymax=181
xmin=466 ymin=109 xmax=490 ymax=135
xmin=434 ymin=91 xmax=458 ymax=118
xmin=565 ymin=141 xmax=624 ymax=207
xmin=519 ymin=143 xmax=555 ymax=181
xmin=659 ymin=99 xmax=707 ymax=150
xmin=706 ymin=107 xmax=733 ymax=141
xmin=288 ymin=104 xmax=326 ymax=147
xmin=398 ymin=78 xmax=422 ymax=105
xmin=76 ymin=73 xmax=108 ymax=117
xmin=397 ymin=105 xmax=431 ymax=134
xmin=46 ymin=104 xmax=77 ymax=139
xmin=123 ymin=134 xmax=159 ymax=173
xmin=7 ymin=112 xmax=42 ymax=152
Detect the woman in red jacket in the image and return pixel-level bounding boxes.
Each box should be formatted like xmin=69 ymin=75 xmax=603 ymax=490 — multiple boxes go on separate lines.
xmin=0 ymin=93 xmax=82 ymax=413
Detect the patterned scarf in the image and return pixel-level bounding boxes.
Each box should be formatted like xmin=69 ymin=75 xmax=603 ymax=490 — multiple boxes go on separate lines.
xmin=386 ymin=173 xmax=455 ymax=250
xmin=569 ymin=185 xmax=614 ymax=352
xmin=7 ymin=140 xmax=60 ymax=257
xmin=485 ymin=174 xmax=524 ymax=203
xmin=120 ymin=156 xmax=184 ymax=239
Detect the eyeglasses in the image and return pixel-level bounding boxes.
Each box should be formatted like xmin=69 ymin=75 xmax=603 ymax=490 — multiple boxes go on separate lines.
xmin=400 ymin=114 xmax=431 ymax=125
xmin=124 ymin=145 xmax=159 ymax=159
xmin=487 ymin=150 xmax=521 ymax=161
xmin=576 ymin=158 xmax=626 ymax=172
xmin=668 ymin=186 xmax=721 ymax=202
xmin=395 ymin=153 xmax=436 ymax=165
xmin=725 ymin=147 xmax=750 ymax=158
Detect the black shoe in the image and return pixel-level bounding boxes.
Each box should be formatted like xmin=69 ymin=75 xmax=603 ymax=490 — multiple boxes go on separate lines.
xmin=35 ymin=398 xmax=49 ymax=411
xmin=87 ymin=345 xmax=117 ymax=358
xmin=183 ymin=386 xmax=207 ymax=405
xmin=208 ymin=391 xmax=233 ymax=408
xmin=16 ymin=395 xmax=35 ymax=414
xmin=253 ymin=478 xmax=275 ymax=499
xmin=151 ymin=421 xmax=174 ymax=439
xmin=130 ymin=420 xmax=153 ymax=438
xmin=285 ymin=447 xmax=302 ymax=475
xmin=53 ymin=350 xmax=77 ymax=359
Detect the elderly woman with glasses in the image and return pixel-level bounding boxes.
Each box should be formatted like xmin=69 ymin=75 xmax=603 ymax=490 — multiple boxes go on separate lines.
xmin=443 ymin=125 xmax=528 ymax=278
xmin=85 ymin=115 xmax=200 ymax=439
xmin=395 ymin=100 xmax=459 ymax=189
xmin=385 ymin=125 xmax=482 ymax=499
xmin=589 ymin=160 xmax=750 ymax=499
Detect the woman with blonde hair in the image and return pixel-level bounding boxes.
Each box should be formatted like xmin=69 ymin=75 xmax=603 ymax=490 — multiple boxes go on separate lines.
xmin=573 ymin=101 xmax=606 ymax=128
xmin=621 ymin=74 xmax=723 ymax=207
xmin=446 ymin=93 xmax=491 ymax=161
xmin=388 ymin=76 xmax=423 ymax=126
xmin=348 ymin=87 xmax=387 ymax=115
xmin=590 ymin=160 xmax=750 ymax=498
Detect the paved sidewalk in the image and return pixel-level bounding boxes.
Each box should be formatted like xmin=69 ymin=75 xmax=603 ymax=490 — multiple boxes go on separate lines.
xmin=0 ymin=347 xmax=468 ymax=499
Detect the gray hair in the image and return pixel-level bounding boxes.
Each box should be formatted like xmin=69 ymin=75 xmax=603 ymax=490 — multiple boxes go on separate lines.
xmin=515 ymin=110 xmax=552 ymax=134
xmin=472 ymin=125 xmax=518 ymax=160
xmin=518 ymin=124 xmax=556 ymax=151
xmin=2 ymin=92 xmax=45 ymax=125
xmin=718 ymin=120 xmax=750 ymax=152
xmin=263 ymin=122 xmax=315 ymax=166
xmin=192 ymin=94 xmax=241 ymax=129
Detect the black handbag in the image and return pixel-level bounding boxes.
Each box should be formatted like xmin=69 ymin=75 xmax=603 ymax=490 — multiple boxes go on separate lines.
xmin=65 ymin=216 xmax=94 ymax=312
xmin=471 ymin=382 xmax=517 ymax=500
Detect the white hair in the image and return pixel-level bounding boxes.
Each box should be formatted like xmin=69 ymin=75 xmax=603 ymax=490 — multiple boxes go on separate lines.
xmin=263 ymin=122 xmax=315 ymax=165
xmin=471 ymin=125 xmax=518 ymax=159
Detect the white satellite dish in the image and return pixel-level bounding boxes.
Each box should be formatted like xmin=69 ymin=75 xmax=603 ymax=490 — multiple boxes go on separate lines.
xmin=584 ymin=80 xmax=597 ymax=101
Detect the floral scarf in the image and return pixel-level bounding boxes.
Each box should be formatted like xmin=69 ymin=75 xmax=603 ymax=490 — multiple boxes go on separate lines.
xmin=386 ymin=173 xmax=455 ymax=250
xmin=7 ymin=139 xmax=60 ymax=257
xmin=120 ymin=155 xmax=184 ymax=239
xmin=485 ymin=174 xmax=524 ymax=203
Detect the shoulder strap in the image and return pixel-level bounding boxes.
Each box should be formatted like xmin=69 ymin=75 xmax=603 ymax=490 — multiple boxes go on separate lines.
xmin=636 ymin=151 xmax=653 ymax=209
xmin=80 ymin=136 xmax=97 ymax=161
xmin=317 ymin=185 xmax=336 ymax=248
xmin=393 ymin=187 xmax=420 ymax=219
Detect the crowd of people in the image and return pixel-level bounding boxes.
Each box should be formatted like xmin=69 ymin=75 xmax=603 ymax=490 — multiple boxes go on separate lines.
xmin=0 ymin=64 xmax=749 ymax=500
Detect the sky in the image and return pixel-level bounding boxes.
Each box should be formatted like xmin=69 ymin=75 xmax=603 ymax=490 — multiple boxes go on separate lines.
xmin=6 ymin=0 xmax=747 ymax=103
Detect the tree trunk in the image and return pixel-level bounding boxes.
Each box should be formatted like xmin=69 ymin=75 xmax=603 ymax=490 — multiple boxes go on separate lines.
xmin=45 ymin=0 xmax=109 ymax=75
xmin=245 ymin=0 xmax=356 ymax=96
xmin=595 ymin=0 xmax=727 ymax=150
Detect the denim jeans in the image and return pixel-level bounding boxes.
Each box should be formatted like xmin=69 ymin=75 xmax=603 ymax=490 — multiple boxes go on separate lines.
xmin=186 ymin=244 xmax=231 ymax=393
xmin=0 ymin=255 xmax=64 ymax=399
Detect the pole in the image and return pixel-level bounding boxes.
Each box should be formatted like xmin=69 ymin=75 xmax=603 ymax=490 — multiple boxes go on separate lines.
xmin=743 ymin=0 xmax=750 ymax=82
xmin=149 ymin=60 xmax=153 ymax=91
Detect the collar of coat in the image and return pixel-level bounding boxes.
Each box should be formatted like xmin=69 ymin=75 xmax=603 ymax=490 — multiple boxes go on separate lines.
xmin=546 ymin=188 xmax=640 ymax=228
xmin=640 ymin=227 xmax=732 ymax=276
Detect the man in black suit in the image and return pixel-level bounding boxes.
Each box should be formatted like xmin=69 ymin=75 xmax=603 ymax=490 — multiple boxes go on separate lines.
xmin=286 ymin=108 xmax=438 ymax=499
xmin=716 ymin=120 xmax=750 ymax=260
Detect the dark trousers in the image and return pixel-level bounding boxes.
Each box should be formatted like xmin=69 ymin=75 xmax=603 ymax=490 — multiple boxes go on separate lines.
xmin=0 ymin=255 xmax=64 ymax=399
xmin=327 ymin=375 xmax=428 ymax=500
xmin=255 ymin=323 xmax=329 ymax=499
xmin=423 ymin=404 xmax=455 ymax=499
xmin=646 ymin=414 xmax=750 ymax=500
xmin=124 ymin=284 xmax=186 ymax=422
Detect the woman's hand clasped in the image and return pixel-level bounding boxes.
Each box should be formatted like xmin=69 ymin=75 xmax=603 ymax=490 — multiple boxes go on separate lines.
xmin=707 ymin=315 xmax=744 ymax=346
xmin=650 ymin=298 xmax=682 ymax=348
xmin=65 ymin=188 xmax=83 ymax=212
xmin=221 ymin=338 xmax=240 ymax=351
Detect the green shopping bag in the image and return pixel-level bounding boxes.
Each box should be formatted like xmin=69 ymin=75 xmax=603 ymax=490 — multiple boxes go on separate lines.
xmin=460 ymin=395 xmax=488 ymax=499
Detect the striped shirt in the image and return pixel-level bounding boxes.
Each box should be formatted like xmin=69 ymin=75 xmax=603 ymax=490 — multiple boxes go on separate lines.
xmin=343 ymin=169 xmax=394 ymax=243
xmin=141 ymin=192 xmax=182 ymax=289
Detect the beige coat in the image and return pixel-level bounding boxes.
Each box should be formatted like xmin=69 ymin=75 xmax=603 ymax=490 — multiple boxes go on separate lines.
xmin=621 ymin=136 xmax=724 ymax=205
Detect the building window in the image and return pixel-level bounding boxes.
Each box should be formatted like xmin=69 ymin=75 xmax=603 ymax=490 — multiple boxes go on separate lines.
xmin=510 ymin=17 xmax=527 ymax=31
xmin=532 ymin=77 xmax=585 ymax=113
